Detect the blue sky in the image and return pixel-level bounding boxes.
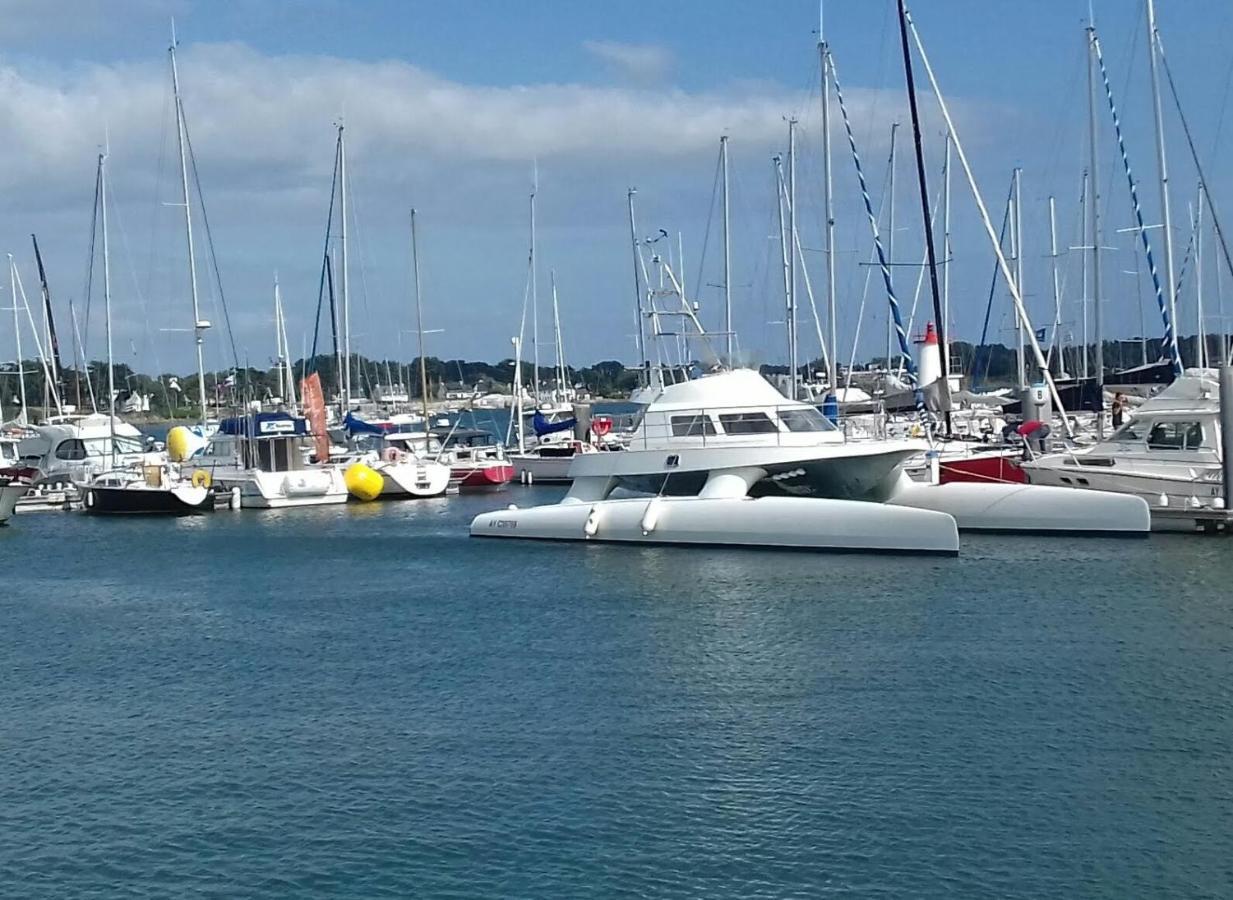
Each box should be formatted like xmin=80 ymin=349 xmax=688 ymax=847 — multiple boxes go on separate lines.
xmin=2 ymin=0 xmax=1232 ymax=382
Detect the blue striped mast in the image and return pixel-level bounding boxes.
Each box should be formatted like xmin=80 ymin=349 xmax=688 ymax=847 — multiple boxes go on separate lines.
xmin=827 ymin=50 xmax=922 ymax=409
xmin=1090 ymin=26 xmax=1183 ymax=377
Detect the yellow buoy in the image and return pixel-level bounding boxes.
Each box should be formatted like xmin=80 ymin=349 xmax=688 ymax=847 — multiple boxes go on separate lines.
xmin=344 ymin=462 xmax=383 ymax=501
xmin=166 ymin=425 xmax=198 ymax=462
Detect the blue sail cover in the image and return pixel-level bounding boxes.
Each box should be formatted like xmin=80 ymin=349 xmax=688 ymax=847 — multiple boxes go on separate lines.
xmin=532 ymin=412 xmax=576 ymax=437
xmin=218 ymin=412 xmax=307 ymax=437
xmin=343 ymin=411 xmax=391 ymax=435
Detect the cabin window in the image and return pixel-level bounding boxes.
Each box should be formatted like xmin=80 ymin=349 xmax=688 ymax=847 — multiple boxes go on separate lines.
xmin=1110 ymin=421 xmax=1147 ymax=443
xmin=780 ymin=408 xmax=837 ymax=433
xmin=671 ymin=414 xmax=716 ymax=437
xmin=55 ymin=439 xmax=87 ymax=460
xmin=718 ymin=412 xmax=778 ymax=434
xmin=1147 ymin=421 xmax=1205 ymax=450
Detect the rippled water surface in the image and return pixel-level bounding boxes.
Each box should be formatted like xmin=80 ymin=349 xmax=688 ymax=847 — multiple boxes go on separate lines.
xmin=3 ymin=488 xmax=1232 ymax=898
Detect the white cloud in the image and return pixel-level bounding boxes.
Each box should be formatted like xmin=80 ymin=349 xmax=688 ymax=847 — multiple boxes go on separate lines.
xmin=0 ymin=40 xmax=985 ymax=368
xmin=583 ymin=39 xmax=675 ymax=85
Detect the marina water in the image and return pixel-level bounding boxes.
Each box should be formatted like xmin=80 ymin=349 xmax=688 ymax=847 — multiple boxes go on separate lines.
xmin=3 ymin=492 xmax=1231 ymax=897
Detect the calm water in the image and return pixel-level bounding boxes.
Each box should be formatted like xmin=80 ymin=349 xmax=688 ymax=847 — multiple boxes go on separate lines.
xmin=2 ymin=490 xmax=1231 ymax=898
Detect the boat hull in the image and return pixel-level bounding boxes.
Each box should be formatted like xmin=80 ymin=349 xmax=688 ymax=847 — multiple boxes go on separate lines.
xmin=1 ymin=481 xmax=28 ymax=524
xmin=378 ymin=460 xmax=451 ymax=498
xmin=213 ymin=468 xmax=349 ymax=509
xmin=510 ymin=453 xmax=574 ymax=484
xmin=83 ymin=483 xmax=213 ymax=516
xmin=454 ymin=463 xmax=515 ymax=490
xmin=886 ymin=474 xmax=1151 ymax=536
xmin=471 ymin=495 xmax=960 ymax=556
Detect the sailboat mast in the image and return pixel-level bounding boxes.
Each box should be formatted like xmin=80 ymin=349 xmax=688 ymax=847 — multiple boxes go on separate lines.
xmin=1048 ymin=196 xmax=1062 ymax=372
xmin=1079 ymin=170 xmax=1090 ymax=379
xmin=8 ymin=256 xmax=28 ymax=424
xmin=774 ymin=155 xmax=791 ymax=392
xmin=100 ymin=152 xmax=116 ymax=460
xmin=627 ymin=189 xmax=647 ymax=376
xmin=820 ymin=19 xmax=837 ymax=393
xmin=787 ymin=117 xmax=799 ymax=399
xmin=896 ymin=0 xmax=951 ymax=429
xmin=530 ymin=180 xmax=540 ymax=404
xmin=410 ymin=208 xmax=432 ymax=429
xmin=886 ymin=123 xmax=898 ymax=370
xmin=1196 ymin=190 xmax=1206 ymax=368
xmin=338 ymin=125 xmax=351 ymax=410
xmin=1146 ymin=0 xmax=1180 ymax=365
xmin=1086 ymin=20 xmax=1105 ymax=427
xmin=169 ymin=30 xmax=208 ymax=430
xmin=942 ymin=133 xmax=952 ymax=371
xmin=720 ymin=136 xmax=733 ymax=363
xmin=551 ymin=269 xmax=566 ymax=401
xmin=1013 ymin=168 xmax=1025 ymax=390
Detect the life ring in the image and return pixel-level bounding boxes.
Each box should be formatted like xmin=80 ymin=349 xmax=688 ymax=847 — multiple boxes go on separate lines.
xmin=909 ymin=424 xmax=924 ymax=438
xmin=191 ymin=469 xmax=212 ymax=489
xmin=382 ymin=447 xmax=401 ymax=463
xmin=592 ymin=416 xmax=613 ymax=437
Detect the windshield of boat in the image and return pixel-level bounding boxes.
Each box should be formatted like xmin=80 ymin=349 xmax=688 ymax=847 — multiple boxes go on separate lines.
xmin=779 ymin=407 xmax=838 ymax=433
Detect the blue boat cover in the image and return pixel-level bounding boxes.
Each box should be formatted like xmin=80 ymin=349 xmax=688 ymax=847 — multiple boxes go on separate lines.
xmin=532 ymin=412 xmax=576 ymax=437
xmin=343 ymin=411 xmax=391 ymax=435
xmin=218 ymin=412 xmax=307 ymax=437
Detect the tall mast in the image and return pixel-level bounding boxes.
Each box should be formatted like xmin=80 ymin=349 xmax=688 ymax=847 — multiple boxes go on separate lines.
xmin=1013 ymin=168 xmax=1025 ymax=390
xmin=774 ymin=155 xmax=792 ymax=393
xmin=1086 ymin=20 xmax=1105 ymax=426
xmin=1079 ymin=170 xmax=1090 ymax=379
xmin=1196 ymin=189 xmax=1207 ymax=368
xmin=31 ymin=235 xmax=62 ymax=404
xmin=820 ymin=16 xmax=837 ymax=393
xmin=627 ymin=189 xmax=647 ymax=377
xmin=170 ymin=27 xmax=208 ymax=430
xmin=1146 ymin=0 xmax=1179 ymax=365
xmin=551 ymin=269 xmax=566 ymax=401
xmin=1048 ymin=196 xmax=1062 ymax=373
xmin=410 ymin=209 xmax=431 ymax=428
xmin=787 ymin=117 xmax=799 ymax=399
xmin=720 ymin=136 xmax=733 ymax=363
xmin=8 ymin=256 xmax=28 ymax=424
xmin=942 ymin=132 xmax=952 ymax=366
xmin=886 ymin=122 xmax=899 ymax=369
xmin=338 ymin=124 xmax=351 ymax=410
xmin=273 ymin=275 xmax=285 ymax=402
xmin=530 ymin=177 xmax=540 ymax=404
xmin=100 ymin=152 xmax=115 ymax=460
xmin=896 ymin=0 xmax=951 ymax=429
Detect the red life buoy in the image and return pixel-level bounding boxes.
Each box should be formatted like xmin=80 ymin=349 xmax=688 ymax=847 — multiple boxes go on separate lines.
xmin=592 ymin=416 xmax=612 ymax=437
xmin=382 ymin=447 xmax=401 ymax=463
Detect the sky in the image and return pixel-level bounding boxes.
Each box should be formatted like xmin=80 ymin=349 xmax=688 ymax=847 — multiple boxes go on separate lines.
xmin=2 ymin=0 xmax=1232 ymax=382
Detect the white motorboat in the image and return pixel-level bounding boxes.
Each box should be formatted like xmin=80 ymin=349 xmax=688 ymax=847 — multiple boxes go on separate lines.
xmin=199 ymin=412 xmax=347 ymax=509
xmin=1021 ymin=370 xmax=1226 ymax=514
xmin=83 ymin=461 xmax=214 ymax=515
xmin=472 ymin=369 xmax=1150 ymax=553
xmin=13 ymin=414 xmax=148 ymax=488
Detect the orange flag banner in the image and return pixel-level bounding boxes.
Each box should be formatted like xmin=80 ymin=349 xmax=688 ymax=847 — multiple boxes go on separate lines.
xmin=300 ymin=373 xmax=331 ymax=463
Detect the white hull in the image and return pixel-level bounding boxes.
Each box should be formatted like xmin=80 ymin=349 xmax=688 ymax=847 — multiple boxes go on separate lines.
xmin=214 ymin=467 xmax=348 ymax=509
xmin=1 ymin=482 xmax=27 ymax=524
xmin=886 ymin=474 xmax=1151 ymax=535
xmin=378 ymin=460 xmax=451 ymax=498
xmin=472 ymin=495 xmax=960 ymax=555
xmin=1021 ymin=462 xmax=1222 ymax=508
xmin=510 ymin=453 xmax=574 ymax=484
